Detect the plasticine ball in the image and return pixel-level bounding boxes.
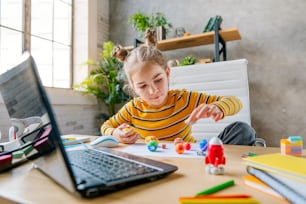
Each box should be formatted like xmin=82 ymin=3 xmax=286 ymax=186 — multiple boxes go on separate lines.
xmin=199 ymin=139 xmax=208 ymax=151
xmin=161 ymin=143 xmax=167 ymax=149
xmin=184 ymin=142 xmax=191 ymax=151
xmin=175 ymin=143 xmax=185 ymax=154
xmin=145 ymin=137 xmax=151 ymax=144
xmin=122 ymin=126 xmax=135 ymax=134
xmin=150 ymin=135 xmax=159 ymax=144
xmin=145 ymin=135 xmax=159 ymax=144
xmin=147 ymin=140 xmax=158 ymax=152
xmin=174 ymin=138 xmax=184 ymax=145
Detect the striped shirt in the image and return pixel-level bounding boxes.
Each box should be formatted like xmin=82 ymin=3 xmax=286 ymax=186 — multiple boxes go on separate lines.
xmin=101 ymin=89 xmax=243 ymax=142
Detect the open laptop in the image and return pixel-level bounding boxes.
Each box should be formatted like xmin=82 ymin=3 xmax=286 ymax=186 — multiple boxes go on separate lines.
xmin=0 ymin=52 xmax=177 ymax=198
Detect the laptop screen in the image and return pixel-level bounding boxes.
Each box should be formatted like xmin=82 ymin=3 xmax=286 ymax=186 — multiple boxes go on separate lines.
xmin=0 ymin=52 xmax=77 ymax=193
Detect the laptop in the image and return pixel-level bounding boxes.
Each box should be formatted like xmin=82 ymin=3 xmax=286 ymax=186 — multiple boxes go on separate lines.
xmin=0 ymin=52 xmax=178 ymax=198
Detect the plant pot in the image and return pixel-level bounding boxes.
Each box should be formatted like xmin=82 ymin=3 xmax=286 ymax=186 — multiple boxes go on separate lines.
xmin=156 ymin=26 xmax=166 ymax=41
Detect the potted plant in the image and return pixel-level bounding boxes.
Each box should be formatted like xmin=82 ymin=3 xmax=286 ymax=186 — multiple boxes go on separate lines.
xmin=74 ymin=41 xmax=130 ymax=120
xmin=128 ymin=12 xmax=172 ymax=40
xmin=179 ymin=56 xmax=197 ymax=66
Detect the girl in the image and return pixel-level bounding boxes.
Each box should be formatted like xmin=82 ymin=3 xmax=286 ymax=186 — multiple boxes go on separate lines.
xmin=101 ymin=45 xmax=256 ymax=145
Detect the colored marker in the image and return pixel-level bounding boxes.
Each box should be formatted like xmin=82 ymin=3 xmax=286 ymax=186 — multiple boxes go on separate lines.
xmin=179 ymin=197 xmax=259 ymax=204
xmin=195 ymin=180 xmax=235 ymax=196
xmin=195 ymin=194 xmax=251 ymax=199
xmin=248 ymin=152 xmax=257 ymax=157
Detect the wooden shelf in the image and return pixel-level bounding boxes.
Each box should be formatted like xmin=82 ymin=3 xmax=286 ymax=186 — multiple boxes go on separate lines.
xmin=126 ymin=27 xmax=241 ymax=62
xmin=156 ymin=27 xmax=241 ymax=51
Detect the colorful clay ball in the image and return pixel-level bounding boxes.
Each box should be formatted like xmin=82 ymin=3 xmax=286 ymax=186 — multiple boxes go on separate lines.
xmin=147 ymin=140 xmax=158 ymax=152
xmin=184 ymin=142 xmax=191 ymax=151
xmin=145 ymin=135 xmax=159 ymax=144
xmin=199 ymin=139 xmax=208 ymax=151
xmin=175 ymin=143 xmax=185 ymax=154
xmin=122 ymin=126 xmax=135 ymax=133
xmin=174 ymin=138 xmax=184 ymax=145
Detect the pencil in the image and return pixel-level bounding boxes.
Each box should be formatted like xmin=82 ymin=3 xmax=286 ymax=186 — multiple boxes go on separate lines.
xmin=195 ymin=180 xmax=235 ymax=196
xmin=63 ymin=137 xmax=76 ymax=140
xmin=179 ymin=197 xmax=259 ymax=204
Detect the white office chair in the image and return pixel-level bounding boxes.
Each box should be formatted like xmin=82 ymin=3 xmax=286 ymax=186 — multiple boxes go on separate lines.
xmin=169 ymin=59 xmax=266 ymax=146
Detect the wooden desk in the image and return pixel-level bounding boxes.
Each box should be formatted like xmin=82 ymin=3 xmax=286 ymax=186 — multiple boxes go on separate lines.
xmin=127 ymin=27 xmax=241 ymax=62
xmin=0 ymin=145 xmax=288 ymax=204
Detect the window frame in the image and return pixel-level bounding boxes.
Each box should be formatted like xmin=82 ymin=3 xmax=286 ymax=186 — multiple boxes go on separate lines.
xmin=0 ymin=0 xmax=73 ymax=88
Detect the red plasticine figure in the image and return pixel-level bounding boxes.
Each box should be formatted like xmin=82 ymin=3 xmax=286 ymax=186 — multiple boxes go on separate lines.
xmin=205 ymin=137 xmax=226 ymax=175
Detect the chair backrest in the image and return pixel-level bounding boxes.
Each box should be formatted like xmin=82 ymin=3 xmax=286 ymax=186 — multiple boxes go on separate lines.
xmin=169 ymin=59 xmax=250 ymax=141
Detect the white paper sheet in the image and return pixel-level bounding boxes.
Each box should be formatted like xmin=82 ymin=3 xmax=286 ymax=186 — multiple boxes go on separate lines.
xmin=120 ymin=142 xmax=204 ymax=158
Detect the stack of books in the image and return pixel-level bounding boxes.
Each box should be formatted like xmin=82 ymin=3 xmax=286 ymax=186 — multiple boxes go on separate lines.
xmin=243 ymin=153 xmax=306 ymax=204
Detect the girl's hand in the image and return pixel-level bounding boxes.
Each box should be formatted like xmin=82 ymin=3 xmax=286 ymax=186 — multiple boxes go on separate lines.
xmin=112 ymin=123 xmax=139 ymax=144
xmin=186 ymin=104 xmax=224 ymax=125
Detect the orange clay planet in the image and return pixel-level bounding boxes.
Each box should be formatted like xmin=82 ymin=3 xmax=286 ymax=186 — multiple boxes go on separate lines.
xmin=145 ymin=135 xmax=159 ymax=144
xmin=122 ymin=126 xmax=135 ymax=133
xmin=175 ymin=143 xmax=185 ymax=154
xmin=174 ymin=138 xmax=184 ymax=145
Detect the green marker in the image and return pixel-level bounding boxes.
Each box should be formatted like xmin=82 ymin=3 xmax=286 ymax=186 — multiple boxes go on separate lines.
xmin=248 ymin=152 xmax=257 ymax=157
xmin=195 ymin=180 xmax=235 ymax=196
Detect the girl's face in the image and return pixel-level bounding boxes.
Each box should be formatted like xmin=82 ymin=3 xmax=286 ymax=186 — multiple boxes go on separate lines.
xmin=130 ymin=62 xmax=170 ymax=108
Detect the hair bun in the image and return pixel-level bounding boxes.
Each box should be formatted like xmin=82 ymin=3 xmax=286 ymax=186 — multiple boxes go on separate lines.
xmin=112 ymin=45 xmax=129 ymax=62
xmin=145 ymin=28 xmax=157 ymax=47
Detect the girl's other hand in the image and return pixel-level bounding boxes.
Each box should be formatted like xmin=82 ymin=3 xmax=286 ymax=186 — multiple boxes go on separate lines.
xmin=186 ymin=104 xmax=224 ymax=125
xmin=113 ymin=123 xmax=139 ymax=144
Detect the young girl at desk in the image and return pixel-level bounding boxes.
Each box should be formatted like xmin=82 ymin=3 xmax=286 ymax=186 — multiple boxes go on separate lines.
xmin=100 ymin=45 xmax=256 ymax=145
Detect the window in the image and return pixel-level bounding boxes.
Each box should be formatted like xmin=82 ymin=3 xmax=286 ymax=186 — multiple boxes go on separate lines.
xmin=0 ymin=1 xmax=23 ymax=72
xmin=0 ymin=0 xmax=72 ymax=88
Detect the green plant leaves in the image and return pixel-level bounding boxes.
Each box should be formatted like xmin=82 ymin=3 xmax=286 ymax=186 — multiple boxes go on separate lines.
xmin=179 ymin=56 xmax=197 ymax=66
xmin=74 ymin=41 xmax=130 ymax=117
xmin=128 ymin=12 xmax=172 ymax=38
xmin=128 ymin=12 xmax=150 ymax=33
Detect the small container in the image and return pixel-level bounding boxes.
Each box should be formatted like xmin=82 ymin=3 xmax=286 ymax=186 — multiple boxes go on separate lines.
xmin=175 ymin=27 xmax=186 ymax=37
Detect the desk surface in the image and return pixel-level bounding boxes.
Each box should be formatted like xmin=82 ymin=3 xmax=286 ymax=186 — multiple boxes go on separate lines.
xmin=0 ymin=144 xmax=288 ymax=204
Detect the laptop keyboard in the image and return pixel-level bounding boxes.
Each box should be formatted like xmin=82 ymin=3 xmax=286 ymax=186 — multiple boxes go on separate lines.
xmin=67 ymin=149 xmax=159 ymax=184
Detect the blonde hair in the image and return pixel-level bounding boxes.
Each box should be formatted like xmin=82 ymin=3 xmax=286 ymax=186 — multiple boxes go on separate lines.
xmin=112 ymin=45 xmax=168 ymax=96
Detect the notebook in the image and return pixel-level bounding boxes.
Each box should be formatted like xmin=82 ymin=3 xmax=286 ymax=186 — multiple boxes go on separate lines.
xmin=0 ymin=52 xmax=178 ymax=198
xmin=243 ymin=153 xmax=306 ymax=183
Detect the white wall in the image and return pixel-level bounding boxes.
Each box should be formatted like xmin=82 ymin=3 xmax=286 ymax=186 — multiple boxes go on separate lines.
xmin=73 ymin=0 xmax=110 ymax=85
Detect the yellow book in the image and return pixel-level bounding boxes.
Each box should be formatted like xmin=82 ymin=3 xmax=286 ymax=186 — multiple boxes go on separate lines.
xmin=243 ymin=153 xmax=306 ymax=183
